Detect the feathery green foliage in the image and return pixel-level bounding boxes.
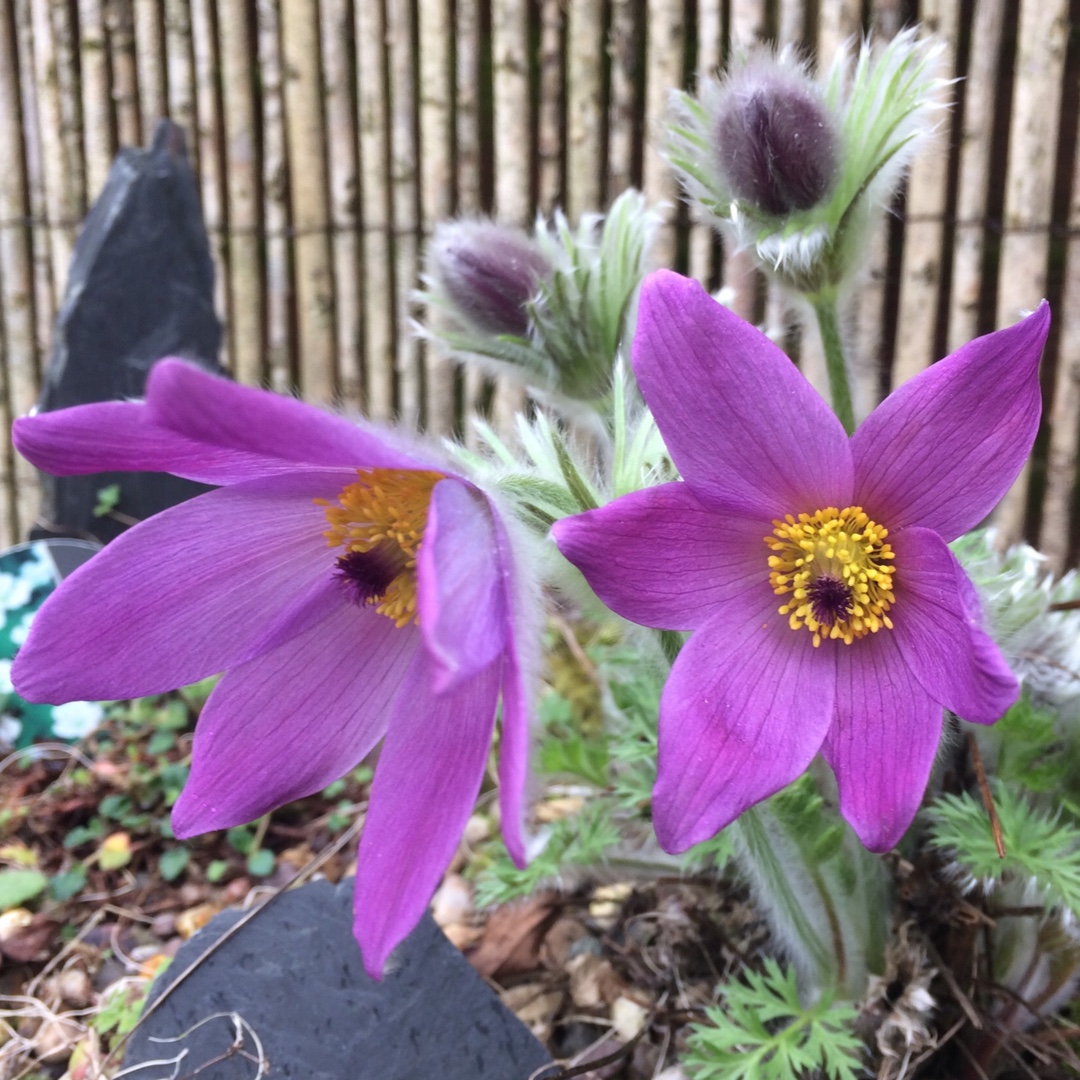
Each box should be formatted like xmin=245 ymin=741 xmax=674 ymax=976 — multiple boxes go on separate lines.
xmin=684 ymin=959 xmax=864 ymax=1080
xmin=927 ymin=782 xmax=1080 ymax=919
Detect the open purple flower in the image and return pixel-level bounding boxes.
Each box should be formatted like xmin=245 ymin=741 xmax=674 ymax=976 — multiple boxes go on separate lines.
xmin=12 ymin=360 xmax=536 ymax=976
xmin=553 ymin=270 xmax=1050 ymax=853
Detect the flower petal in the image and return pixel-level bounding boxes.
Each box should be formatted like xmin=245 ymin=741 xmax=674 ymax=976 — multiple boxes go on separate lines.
xmin=492 ymin=508 xmax=540 ymax=868
xmin=552 ymin=483 xmax=767 ymax=631
xmin=632 ymin=270 xmax=853 ymax=518
xmin=172 ymin=606 xmax=416 ymax=834
xmin=652 ymin=592 xmax=837 ymax=852
xmin=823 ymin=630 xmax=944 ymax=851
xmin=147 ymin=359 xmax=431 ymax=471
xmin=851 ymin=302 xmax=1050 ymax=539
xmin=236 ymin=573 xmax=344 ymax=663
xmin=890 ymin=526 xmax=1018 ymax=724
xmin=353 ymin=652 xmax=502 ymax=976
xmin=12 ymin=471 xmax=346 ymax=702
xmin=417 ymin=479 xmax=506 ymax=691
xmin=12 ymin=403 xmax=290 ymax=485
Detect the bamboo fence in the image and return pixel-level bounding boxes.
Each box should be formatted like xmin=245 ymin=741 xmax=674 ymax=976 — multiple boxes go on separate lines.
xmin=1 ymin=0 xmax=1079 ymax=568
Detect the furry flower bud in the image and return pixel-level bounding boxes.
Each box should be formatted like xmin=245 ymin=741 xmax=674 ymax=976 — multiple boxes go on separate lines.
xmin=667 ymin=29 xmax=945 ymax=297
xmin=427 ymin=221 xmax=552 ymax=337
xmin=715 ymin=69 xmax=838 ymax=216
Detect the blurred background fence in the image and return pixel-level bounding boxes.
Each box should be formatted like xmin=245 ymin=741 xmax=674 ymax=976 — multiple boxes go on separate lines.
xmin=1 ymin=1 xmax=1079 ymax=564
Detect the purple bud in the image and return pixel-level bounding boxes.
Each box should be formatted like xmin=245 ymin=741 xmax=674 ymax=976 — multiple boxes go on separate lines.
xmin=715 ymin=66 xmax=838 ymax=216
xmin=429 ymin=221 xmax=553 ymax=337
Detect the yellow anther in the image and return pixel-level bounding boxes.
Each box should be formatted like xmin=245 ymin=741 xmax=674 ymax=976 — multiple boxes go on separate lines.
xmin=764 ymin=505 xmax=896 ymax=646
xmin=318 ymin=468 xmax=445 ymax=626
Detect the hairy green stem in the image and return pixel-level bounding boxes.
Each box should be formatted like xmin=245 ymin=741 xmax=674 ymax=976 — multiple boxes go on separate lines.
xmin=811 ymin=293 xmax=855 ymax=436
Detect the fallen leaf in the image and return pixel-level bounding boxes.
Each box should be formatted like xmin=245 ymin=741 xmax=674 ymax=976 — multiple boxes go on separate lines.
xmin=0 ymin=868 xmax=47 ymax=910
xmin=500 ymin=983 xmax=565 ymax=1043
xmin=0 ymin=913 xmax=60 ymax=962
xmin=468 ymin=895 xmax=559 ymax=979
xmin=442 ymin=922 xmax=483 ymax=951
xmin=32 ymin=1013 xmax=84 ymax=1062
xmin=431 ymin=874 xmax=473 ymax=928
xmin=0 ymin=843 xmax=38 ymax=867
xmin=97 ymin=832 xmax=132 ymax=871
xmin=535 ymin=796 xmax=585 ymax=823
xmin=541 ymin=916 xmax=590 ymax=969
xmin=175 ymin=902 xmax=221 ymax=939
xmin=611 ymin=995 xmax=650 ymax=1041
xmin=567 ymin=953 xmax=624 ymax=1009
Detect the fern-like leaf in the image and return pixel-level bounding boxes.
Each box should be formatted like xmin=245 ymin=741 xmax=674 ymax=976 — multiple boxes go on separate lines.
xmin=684 ymin=959 xmax=864 ymax=1080
xmin=927 ymin=782 xmax=1080 ymax=919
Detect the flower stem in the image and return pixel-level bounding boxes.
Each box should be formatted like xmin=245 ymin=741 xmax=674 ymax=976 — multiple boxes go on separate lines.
xmin=810 ymin=293 xmax=856 ymax=435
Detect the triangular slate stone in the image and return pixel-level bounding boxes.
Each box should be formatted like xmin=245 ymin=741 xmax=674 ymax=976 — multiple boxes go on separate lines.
xmin=122 ymin=878 xmax=556 ymax=1080
xmin=31 ymin=119 xmax=224 ymax=544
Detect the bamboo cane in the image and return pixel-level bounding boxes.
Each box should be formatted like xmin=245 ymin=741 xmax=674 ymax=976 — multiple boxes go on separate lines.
xmin=816 ymin=1 xmax=862 ymax=67
xmin=890 ymin=6 xmax=957 ymax=390
xmin=0 ymin=0 xmax=39 ymax=538
xmin=419 ymin=0 xmax=456 ymax=433
xmin=537 ymin=0 xmax=564 ymax=213
xmin=281 ymin=0 xmax=336 ymax=403
xmin=493 ymin=0 xmax=531 ymax=226
xmin=777 ymin=0 xmax=803 ymax=46
xmin=729 ymin=1 xmax=768 ymax=52
xmin=133 ymin=0 xmax=167 ymax=135
xmin=190 ymin=0 xmax=231 ymax=374
xmin=994 ymin=1 xmax=1069 ymax=545
xmin=357 ymin=0 xmax=395 ymax=418
xmin=490 ymin=0 xmax=531 ymax=434
xmin=29 ymin=0 xmax=75 ymax=302
xmin=643 ymin=0 xmax=685 ymax=267
xmin=16 ymin=0 xmax=55 ymax=386
xmin=456 ymin=0 xmax=481 ymax=217
xmin=565 ymin=0 xmax=604 ymax=220
xmin=607 ymin=0 xmax=636 ymax=201
xmin=79 ymin=0 xmax=114 ymax=203
xmin=1040 ymin=135 xmax=1080 ymax=571
xmin=387 ymin=0 xmax=420 ymax=427
xmin=0 ymin=347 xmax=16 ymax=546
xmin=761 ymin=0 xmax=807 ymax=381
xmin=687 ymin=0 xmax=722 ymax=284
xmin=320 ymin=0 xmax=362 ymax=409
xmin=50 ymin=0 xmax=86 ymax=218
xmin=454 ymin=0 xmax=487 ymax=439
xmin=811 ymin=2 xmax=872 ymax=410
xmin=219 ymin=0 xmax=264 ymax=384
xmin=164 ymin=0 xmax=198 ymax=181
xmin=105 ymin=0 xmax=141 ymax=147
xmin=947 ymin=0 xmax=1005 ymax=352
xmin=257 ymin=0 xmax=294 ymax=395
xmin=849 ymin=5 xmax=906 ymax=418
xmin=723 ymin=2 xmax=769 ymax=323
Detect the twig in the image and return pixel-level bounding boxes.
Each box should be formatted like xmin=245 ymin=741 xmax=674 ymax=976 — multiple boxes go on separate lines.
xmin=24 ymin=908 xmax=105 ymax=998
xmin=0 ymin=742 xmax=95 ymax=778
xmin=923 ymin=938 xmax=983 ymax=1030
xmin=967 ymin=732 xmax=1006 ymax=859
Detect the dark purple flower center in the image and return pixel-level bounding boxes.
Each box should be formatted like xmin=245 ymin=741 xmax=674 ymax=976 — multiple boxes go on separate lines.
xmin=335 ymin=542 xmax=409 ymax=606
xmin=806 ymin=575 xmax=853 ymax=628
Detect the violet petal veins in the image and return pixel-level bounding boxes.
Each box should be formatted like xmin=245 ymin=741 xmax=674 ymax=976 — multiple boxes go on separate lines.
xmin=12 ymin=359 xmax=537 ymax=978
xmin=553 ymin=269 xmax=1051 ymax=853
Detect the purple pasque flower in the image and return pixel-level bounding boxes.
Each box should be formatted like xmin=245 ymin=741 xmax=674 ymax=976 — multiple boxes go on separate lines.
xmin=553 ymin=270 xmax=1050 ymax=854
xmin=12 ymin=360 xmax=536 ymax=976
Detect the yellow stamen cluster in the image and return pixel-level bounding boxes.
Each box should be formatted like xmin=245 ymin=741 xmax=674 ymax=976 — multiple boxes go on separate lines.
xmin=317 ymin=468 xmax=445 ymax=627
xmin=764 ymin=505 xmax=896 ymax=648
